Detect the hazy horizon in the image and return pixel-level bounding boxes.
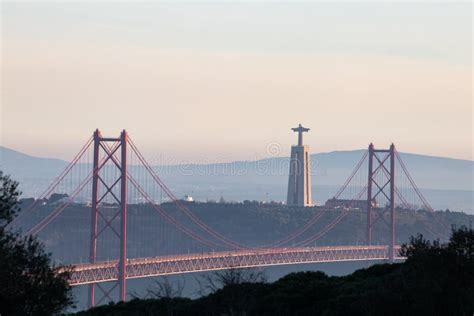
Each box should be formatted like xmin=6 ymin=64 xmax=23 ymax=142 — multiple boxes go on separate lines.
xmin=1 ymin=142 xmax=473 ymax=166
xmin=1 ymin=2 xmax=472 ymax=163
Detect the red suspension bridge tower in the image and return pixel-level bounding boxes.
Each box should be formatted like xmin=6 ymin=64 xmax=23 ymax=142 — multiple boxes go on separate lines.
xmin=367 ymin=143 xmax=396 ymax=262
xmin=88 ymin=129 xmax=128 ymax=307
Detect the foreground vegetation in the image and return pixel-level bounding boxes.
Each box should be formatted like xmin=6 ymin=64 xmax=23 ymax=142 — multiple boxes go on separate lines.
xmin=77 ymin=226 xmax=473 ymax=316
xmin=0 ymin=172 xmax=73 ymax=315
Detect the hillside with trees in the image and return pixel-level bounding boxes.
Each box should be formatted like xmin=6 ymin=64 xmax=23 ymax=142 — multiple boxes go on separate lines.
xmin=17 ymin=199 xmax=473 ymax=265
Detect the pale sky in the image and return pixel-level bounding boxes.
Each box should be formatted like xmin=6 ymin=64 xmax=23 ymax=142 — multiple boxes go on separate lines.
xmin=1 ymin=2 xmax=472 ymax=163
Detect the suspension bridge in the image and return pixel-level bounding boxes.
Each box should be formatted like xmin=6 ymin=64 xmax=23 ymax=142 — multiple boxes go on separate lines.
xmin=9 ymin=129 xmax=439 ymax=307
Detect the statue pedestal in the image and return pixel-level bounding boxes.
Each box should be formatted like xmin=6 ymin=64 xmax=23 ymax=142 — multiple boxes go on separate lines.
xmin=287 ymin=145 xmax=312 ymax=207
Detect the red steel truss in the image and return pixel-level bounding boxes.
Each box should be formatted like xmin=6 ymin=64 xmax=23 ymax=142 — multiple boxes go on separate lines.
xmin=367 ymin=143 xmax=396 ymax=262
xmin=88 ymin=129 xmax=128 ymax=307
xmin=67 ymin=245 xmax=403 ymax=286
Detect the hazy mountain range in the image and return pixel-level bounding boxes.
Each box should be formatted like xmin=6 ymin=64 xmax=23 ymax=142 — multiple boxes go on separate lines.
xmin=0 ymin=146 xmax=472 ymax=213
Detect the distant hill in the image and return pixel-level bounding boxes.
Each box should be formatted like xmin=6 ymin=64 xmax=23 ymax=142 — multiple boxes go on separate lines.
xmin=0 ymin=146 xmax=68 ymax=177
xmin=0 ymin=146 xmax=68 ymax=199
xmin=152 ymin=149 xmax=473 ymax=189
xmin=1 ymin=146 xmax=473 ymax=213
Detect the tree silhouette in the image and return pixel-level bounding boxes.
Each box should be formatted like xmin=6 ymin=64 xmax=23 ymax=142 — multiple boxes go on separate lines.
xmin=0 ymin=171 xmax=74 ymax=315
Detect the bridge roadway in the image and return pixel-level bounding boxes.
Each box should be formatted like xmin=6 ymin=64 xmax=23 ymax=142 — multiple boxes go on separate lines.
xmin=68 ymin=245 xmax=403 ymax=286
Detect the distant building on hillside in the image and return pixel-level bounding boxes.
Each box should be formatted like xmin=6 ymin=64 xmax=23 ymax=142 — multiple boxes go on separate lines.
xmin=184 ymin=195 xmax=194 ymax=202
xmin=325 ymin=198 xmax=377 ymax=210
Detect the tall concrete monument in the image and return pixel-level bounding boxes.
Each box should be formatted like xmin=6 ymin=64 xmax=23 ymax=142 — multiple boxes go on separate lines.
xmin=287 ymin=124 xmax=312 ymax=207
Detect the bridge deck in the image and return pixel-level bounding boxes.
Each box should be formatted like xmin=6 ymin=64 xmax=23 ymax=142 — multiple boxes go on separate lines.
xmin=68 ymin=245 xmax=403 ymax=285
